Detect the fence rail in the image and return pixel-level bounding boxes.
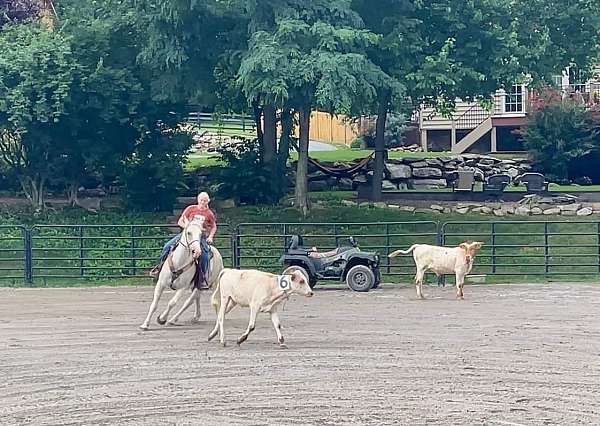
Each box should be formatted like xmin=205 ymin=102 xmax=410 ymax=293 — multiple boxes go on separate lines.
xmin=2 ymin=221 xmax=600 ymax=285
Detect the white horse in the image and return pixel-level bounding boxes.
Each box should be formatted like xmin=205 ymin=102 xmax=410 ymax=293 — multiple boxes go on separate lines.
xmin=139 ymin=217 xmax=224 ymax=330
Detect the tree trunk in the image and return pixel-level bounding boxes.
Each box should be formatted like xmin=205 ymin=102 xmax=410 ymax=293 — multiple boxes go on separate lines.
xmin=371 ymin=90 xmax=391 ymax=202
xmin=67 ymin=182 xmax=79 ymax=207
xmin=252 ymin=100 xmax=263 ymax=144
xmin=295 ymin=107 xmax=310 ymax=216
xmin=262 ymin=104 xmax=277 ymax=164
xmin=276 ymin=107 xmax=293 ymax=177
xmin=20 ymin=174 xmax=46 ymax=212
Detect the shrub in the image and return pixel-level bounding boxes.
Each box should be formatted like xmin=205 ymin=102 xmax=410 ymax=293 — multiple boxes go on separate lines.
xmin=120 ymin=126 xmax=192 ymax=212
xmin=216 ymin=138 xmax=288 ymax=205
xmin=360 ymin=113 xmax=408 ymax=148
xmin=521 ymin=99 xmax=599 ymax=182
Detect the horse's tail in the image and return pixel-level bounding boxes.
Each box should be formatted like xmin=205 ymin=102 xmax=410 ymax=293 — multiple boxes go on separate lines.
xmin=388 ymin=245 xmax=418 ymax=258
xmin=211 ymin=268 xmax=227 ymax=315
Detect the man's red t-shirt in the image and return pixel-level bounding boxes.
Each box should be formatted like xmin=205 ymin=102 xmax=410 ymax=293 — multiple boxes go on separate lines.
xmin=181 ymin=205 xmax=216 ymax=232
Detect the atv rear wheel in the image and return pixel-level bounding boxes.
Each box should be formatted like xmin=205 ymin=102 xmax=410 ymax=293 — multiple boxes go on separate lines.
xmin=345 ymin=265 xmax=375 ymax=292
xmin=282 ymin=265 xmax=317 ymax=288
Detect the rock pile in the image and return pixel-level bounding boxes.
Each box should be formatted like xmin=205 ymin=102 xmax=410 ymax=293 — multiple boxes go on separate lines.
xmin=303 ymin=153 xmax=534 ymax=191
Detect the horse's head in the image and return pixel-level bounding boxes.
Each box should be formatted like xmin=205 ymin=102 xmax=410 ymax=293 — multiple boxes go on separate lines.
xmin=184 ymin=215 xmax=206 ymax=259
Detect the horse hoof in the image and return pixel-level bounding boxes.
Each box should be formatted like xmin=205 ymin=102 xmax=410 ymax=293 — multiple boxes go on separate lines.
xmin=156 ymin=316 xmax=167 ymax=325
xmin=166 ymin=321 xmax=178 ymax=326
xmin=190 ymin=318 xmax=201 ymax=324
xmin=139 ymin=325 xmax=149 ymax=331
xmin=221 ymin=342 xmax=227 ymax=347
xmin=279 ymin=344 xmax=288 ymax=349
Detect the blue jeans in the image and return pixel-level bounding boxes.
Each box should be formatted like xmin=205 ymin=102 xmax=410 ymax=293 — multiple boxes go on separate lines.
xmin=161 ymin=233 xmax=210 ymax=275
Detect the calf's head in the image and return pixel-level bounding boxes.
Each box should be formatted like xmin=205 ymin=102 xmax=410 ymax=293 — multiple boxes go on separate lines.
xmin=459 ymin=241 xmax=483 ymax=264
xmin=289 ymin=270 xmax=314 ymax=297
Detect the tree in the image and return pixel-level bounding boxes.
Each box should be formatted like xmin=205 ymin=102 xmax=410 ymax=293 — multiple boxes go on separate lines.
xmin=354 ymin=0 xmax=600 ymax=200
xmin=0 ymin=24 xmax=76 ymax=210
xmin=238 ymin=0 xmax=386 ymax=214
xmin=0 ymin=0 xmax=40 ymax=27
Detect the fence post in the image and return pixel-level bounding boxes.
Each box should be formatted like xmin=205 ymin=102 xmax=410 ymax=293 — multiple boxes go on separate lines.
xmin=437 ymin=222 xmax=445 ymax=287
xmin=130 ymin=225 xmax=137 ymax=276
xmin=544 ymin=222 xmax=549 ymax=275
xmin=491 ymin=222 xmax=496 ymax=274
xmin=234 ymin=226 xmax=241 ymax=269
xmin=597 ymin=222 xmax=600 ymax=273
xmin=79 ymin=226 xmax=84 ymax=277
xmin=24 ymin=228 xmax=33 ymax=285
xmin=385 ymin=223 xmax=391 ymax=274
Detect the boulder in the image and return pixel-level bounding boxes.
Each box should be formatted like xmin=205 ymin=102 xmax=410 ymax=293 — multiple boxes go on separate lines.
xmin=309 ymin=180 xmax=329 ymax=191
xmin=385 ymin=163 xmax=412 ymax=180
xmin=382 ymin=180 xmax=397 ymax=190
xmin=577 ymin=207 xmax=593 ymax=216
xmin=412 ymin=167 xmax=443 ymax=178
xmin=543 ymin=207 xmax=561 ymax=215
xmin=409 ymin=178 xmax=447 ymax=188
xmin=338 ymin=178 xmax=354 ymax=190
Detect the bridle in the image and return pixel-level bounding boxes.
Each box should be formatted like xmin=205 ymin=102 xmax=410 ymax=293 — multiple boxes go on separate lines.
xmin=167 ymin=220 xmax=205 ymax=287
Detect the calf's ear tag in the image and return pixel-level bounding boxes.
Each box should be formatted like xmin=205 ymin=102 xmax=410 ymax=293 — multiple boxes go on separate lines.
xmin=278 ymin=275 xmax=290 ymax=290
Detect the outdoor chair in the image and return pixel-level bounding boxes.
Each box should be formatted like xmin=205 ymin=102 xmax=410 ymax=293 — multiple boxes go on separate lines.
xmin=515 ymin=172 xmax=549 ymax=193
xmin=483 ymin=174 xmax=511 ymax=197
xmin=451 ymin=170 xmax=476 ymax=192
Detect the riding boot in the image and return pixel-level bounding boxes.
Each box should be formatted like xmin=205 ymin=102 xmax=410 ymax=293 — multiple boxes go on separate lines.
xmin=149 ymin=254 xmax=167 ymax=281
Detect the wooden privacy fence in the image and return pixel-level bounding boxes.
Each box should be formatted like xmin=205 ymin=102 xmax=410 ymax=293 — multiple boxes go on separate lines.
xmin=293 ymin=111 xmax=373 ymax=146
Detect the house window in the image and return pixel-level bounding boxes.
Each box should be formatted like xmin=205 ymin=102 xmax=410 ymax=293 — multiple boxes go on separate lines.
xmin=505 ymin=85 xmax=523 ymax=112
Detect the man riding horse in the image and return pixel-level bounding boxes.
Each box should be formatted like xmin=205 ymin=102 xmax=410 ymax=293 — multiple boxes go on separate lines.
xmin=150 ymin=191 xmax=217 ymax=288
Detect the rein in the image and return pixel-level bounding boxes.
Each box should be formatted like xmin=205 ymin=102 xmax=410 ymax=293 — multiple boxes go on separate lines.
xmin=167 ymin=223 xmax=203 ymax=287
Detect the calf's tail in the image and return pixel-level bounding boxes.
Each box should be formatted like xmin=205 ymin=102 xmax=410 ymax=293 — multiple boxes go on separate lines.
xmin=388 ymin=245 xmax=418 ymax=258
xmin=211 ymin=269 xmax=227 ymax=314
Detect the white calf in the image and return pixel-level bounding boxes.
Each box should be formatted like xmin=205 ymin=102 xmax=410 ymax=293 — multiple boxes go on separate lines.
xmin=388 ymin=241 xmax=483 ymax=299
xmin=208 ymin=268 xmax=314 ymax=347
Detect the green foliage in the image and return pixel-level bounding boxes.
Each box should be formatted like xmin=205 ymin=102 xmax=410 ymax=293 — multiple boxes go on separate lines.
xmin=216 ymin=138 xmax=288 ymax=205
xmin=522 ymin=99 xmax=599 ymax=181
xmin=0 ymin=0 xmax=40 ymax=27
xmin=120 ymin=125 xmax=193 ymax=212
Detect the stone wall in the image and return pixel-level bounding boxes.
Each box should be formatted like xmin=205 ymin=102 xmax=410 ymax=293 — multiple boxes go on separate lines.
xmin=305 ymin=153 xmax=534 ymax=191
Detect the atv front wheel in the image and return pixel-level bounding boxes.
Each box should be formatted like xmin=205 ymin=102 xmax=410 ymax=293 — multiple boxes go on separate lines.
xmin=282 ymin=265 xmax=317 ymax=288
xmin=345 ymin=265 xmax=375 ymax=292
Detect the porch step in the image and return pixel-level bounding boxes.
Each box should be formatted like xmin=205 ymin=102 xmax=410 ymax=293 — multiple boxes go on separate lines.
xmin=451 ymin=117 xmax=492 ymax=154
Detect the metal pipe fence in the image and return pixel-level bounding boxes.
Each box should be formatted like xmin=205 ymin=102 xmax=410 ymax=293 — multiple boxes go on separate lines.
xmin=2 ymin=221 xmax=600 ymax=285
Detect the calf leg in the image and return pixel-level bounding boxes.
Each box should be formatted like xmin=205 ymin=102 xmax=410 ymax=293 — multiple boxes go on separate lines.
xmin=270 ymin=308 xmax=286 ymax=347
xmin=237 ymin=305 xmax=258 ymax=346
xmin=456 ymin=272 xmax=465 ymax=299
xmin=167 ymin=288 xmax=198 ymax=325
xmin=140 ymin=280 xmax=166 ymax=330
xmin=208 ymin=295 xmax=230 ymax=345
xmin=415 ymin=267 xmax=426 ymax=300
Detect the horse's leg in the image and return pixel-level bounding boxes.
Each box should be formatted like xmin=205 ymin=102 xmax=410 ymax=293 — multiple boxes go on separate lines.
xmin=140 ymin=280 xmax=166 ymax=330
xmin=167 ymin=288 xmax=198 ymax=325
xmin=157 ymin=288 xmax=186 ymax=325
xmin=192 ymin=290 xmax=202 ymax=323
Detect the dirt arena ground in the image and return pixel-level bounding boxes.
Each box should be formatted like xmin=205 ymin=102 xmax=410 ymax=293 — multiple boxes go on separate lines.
xmin=1 ymin=282 xmax=599 ymax=425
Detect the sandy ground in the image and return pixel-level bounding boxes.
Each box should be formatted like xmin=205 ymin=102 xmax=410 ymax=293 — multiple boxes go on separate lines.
xmin=1 ymin=282 xmax=599 ymax=426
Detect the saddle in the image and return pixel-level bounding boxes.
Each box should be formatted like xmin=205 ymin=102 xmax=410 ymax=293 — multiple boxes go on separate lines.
xmin=167 ymin=244 xmax=213 ymax=291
